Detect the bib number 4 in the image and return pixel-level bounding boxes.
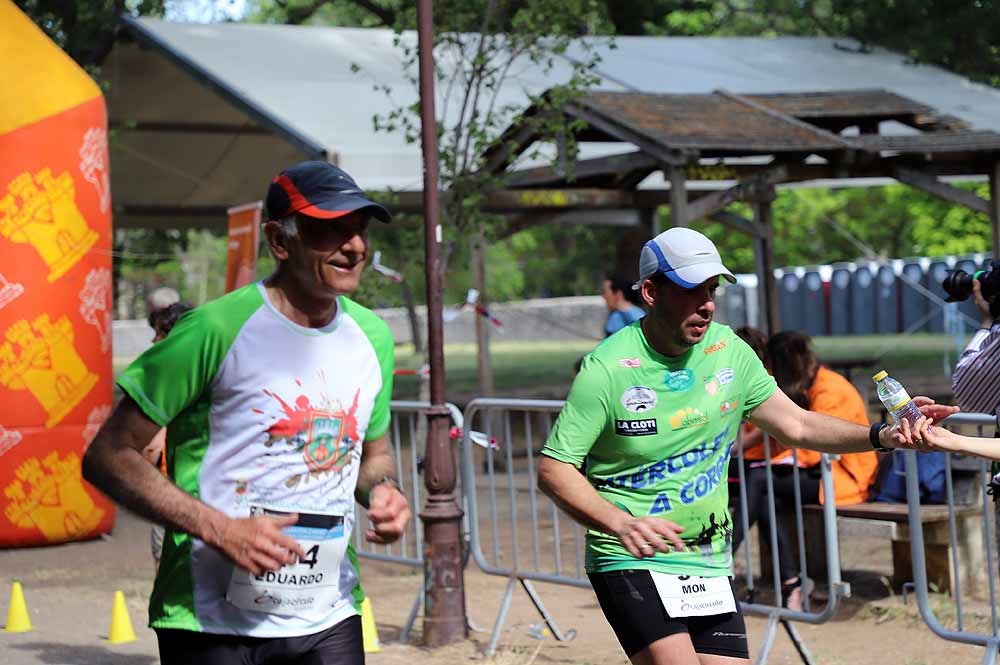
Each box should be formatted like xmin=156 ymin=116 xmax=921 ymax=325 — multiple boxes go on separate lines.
xmin=226 ymin=508 xmax=347 ymax=616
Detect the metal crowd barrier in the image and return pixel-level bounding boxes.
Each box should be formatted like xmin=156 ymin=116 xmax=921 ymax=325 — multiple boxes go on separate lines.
xmin=731 ymin=432 xmax=849 ymax=665
xmin=460 ymin=398 xmax=584 ymax=656
xmin=903 ymin=412 xmax=1000 ymax=665
xmin=459 ymin=398 xmax=849 ymax=661
xmin=353 ymin=400 xmax=464 ymax=641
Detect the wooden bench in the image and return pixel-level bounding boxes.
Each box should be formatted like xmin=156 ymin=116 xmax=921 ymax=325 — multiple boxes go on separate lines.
xmin=795 ymin=502 xmax=986 ymax=595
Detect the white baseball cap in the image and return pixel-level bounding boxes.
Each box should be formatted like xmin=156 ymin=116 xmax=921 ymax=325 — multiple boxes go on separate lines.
xmin=635 ymin=227 xmax=736 ymax=289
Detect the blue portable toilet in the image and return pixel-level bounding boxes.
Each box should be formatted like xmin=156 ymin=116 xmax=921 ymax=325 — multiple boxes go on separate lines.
xmin=721 ymin=282 xmax=748 ymax=329
xmin=875 ymin=263 xmax=899 ymax=334
xmin=955 ymin=256 xmax=982 ymax=327
xmin=850 ymin=263 xmax=877 ymax=335
xmin=829 ymin=263 xmax=853 ymax=335
xmin=900 ymin=258 xmax=929 ymax=333
xmin=801 ymin=267 xmax=828 ymax=336
xmin=927 ymin=259 xmax=951 ymax=333
xmin=779 ymin=269 xmax=805 ymax=332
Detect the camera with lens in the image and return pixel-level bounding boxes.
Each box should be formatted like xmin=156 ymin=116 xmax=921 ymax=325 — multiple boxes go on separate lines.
xmin=942 ymin=260 xmax=1000 ymax=307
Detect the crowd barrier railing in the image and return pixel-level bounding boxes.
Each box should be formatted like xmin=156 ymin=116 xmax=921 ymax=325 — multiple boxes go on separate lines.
xmin=460 ymin=398 xmax=584 ymax=656
xmin=731 ymin=432 xmax=849 ymax=665
xmin=353 ymin=400 xmax=464 ymax=640
xmin=903 ymin=412 xmax=1000 ymax=665
xmin=459 ymin=397 xmax=849 ymax=662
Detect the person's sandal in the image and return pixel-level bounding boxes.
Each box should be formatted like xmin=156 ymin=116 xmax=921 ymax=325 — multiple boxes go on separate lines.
xmin=781 ymin=577 xmax=804 ymax=611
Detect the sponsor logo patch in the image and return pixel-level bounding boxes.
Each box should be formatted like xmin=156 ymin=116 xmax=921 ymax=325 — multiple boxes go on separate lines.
xmin=669 ymin=407 xmax=708 ymax=430
xmin=720 ymin=400 xmax=740 ymax=415
xmin=664 ymin=368 xmax=695 ymax=392
xmin=618 ymin=358 xmax=642 ymax=368
xmin=621 ymin=386 xmax=658 ymax=412
xmin=716 ymin=368 xmax=735 ymax=385
xmin=616 ymin=418 xmax=658 ymax=436
xmin=703 ymin=340 xmax=726 ymax=355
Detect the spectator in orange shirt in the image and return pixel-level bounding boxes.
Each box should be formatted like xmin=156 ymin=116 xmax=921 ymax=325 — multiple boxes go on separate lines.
xmin=730 ymin=331 xmax=878 ymax=609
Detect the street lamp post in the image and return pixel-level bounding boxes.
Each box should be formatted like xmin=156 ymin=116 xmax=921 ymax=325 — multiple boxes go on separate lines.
xmin=415 ymin=0 xmax=467 ymax=647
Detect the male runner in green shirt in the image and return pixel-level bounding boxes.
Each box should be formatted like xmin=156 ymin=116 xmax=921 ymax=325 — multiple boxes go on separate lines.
xmin=539 ymin=227 xmax=955 ymax=665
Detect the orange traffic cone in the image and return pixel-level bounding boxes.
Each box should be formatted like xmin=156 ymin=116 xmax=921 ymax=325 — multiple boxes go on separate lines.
xmin=4 ymin=580 xmax=32 ymax=633
xmin=107 ymin=590 xmax=137 ymax=644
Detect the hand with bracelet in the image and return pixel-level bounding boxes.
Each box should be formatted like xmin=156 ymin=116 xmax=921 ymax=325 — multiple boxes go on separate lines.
xmin=365 ymin=475 xmax=411 ymax=544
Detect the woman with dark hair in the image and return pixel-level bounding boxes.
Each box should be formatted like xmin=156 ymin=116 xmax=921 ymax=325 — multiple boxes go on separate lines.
xmin=731 ymin=331 xmax=878 ymax=609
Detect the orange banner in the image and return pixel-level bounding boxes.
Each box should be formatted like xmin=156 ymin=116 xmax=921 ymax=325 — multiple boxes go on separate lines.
xmin=225 ymin=202 xmax=262 ymax=293
xmin=0 ymin=1 xmax=115 ymax=547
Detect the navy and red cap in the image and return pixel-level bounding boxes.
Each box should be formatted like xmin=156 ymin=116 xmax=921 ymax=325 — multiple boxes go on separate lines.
xmin=265 ymin=161 xmax=391 ymax=223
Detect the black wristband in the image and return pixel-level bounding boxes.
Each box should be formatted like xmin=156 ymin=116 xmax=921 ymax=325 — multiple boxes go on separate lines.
xmin=870 ymin=422 xmax=890 ymax=452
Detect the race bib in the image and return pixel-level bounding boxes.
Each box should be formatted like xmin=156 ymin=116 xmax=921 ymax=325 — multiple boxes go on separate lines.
xmin=650 ymin=572 xmax=737 ymax=618
xmin=226 ymin=506 xmax=348 ymax=617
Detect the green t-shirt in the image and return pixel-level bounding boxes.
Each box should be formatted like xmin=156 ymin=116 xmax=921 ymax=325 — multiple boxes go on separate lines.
xmin=541 ymin=321 xmax=775 ymax=577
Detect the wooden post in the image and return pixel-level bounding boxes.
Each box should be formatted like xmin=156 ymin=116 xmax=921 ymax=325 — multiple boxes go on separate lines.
xmin=990 ymin=161 xmax=1000 ymax=260
xmin=668 ymin=165 xmax=688 ymax=227
xmin=752 ymin=190 xmax=780 ymax=335
xmin=640 ymin=207 xmax=659 ymax=237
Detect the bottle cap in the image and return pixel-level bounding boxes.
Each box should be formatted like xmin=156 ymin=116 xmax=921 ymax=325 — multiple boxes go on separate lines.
xmin=872 ymin=370 xmax=888 ymax=382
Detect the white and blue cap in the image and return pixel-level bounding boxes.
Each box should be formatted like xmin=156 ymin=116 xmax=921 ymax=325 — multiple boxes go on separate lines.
xmin=635 ymin=227 xmax=736 ymax=289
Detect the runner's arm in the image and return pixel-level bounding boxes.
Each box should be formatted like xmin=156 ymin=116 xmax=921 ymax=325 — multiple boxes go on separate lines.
xmin=748 ymin=389 xmax=957 ymax=453
xmin=82 ymin=396 xmax=303 ymax=575
xmin=538 ymin=455 xmax=684 ymax=555
xmin=356 ymin=433 xmax=410 ymax=543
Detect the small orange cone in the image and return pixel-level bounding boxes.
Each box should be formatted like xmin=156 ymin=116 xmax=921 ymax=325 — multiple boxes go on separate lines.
xmin=4 ymin=580 xmax=32 ymax=633
xmin=360 ymin=596 xmax=381 ymax=653
xmin=107 ymin=590 xmax=137 ymax=644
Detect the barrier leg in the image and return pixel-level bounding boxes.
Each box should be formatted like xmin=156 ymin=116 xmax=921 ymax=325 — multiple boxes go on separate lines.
xmin=754 ymin=614 xmax=780 ymax=665
xmin=781 ymin=619 xmax=816 ymax=665
xmin=398 ymin=588 xmax=422 ymax=643
xmin=485 ymin=577 xmax=517 ymax=657
xmin=522 ymin=579 xmax=577 ymax=642
xmin=983 ymin=639 xmax=1000 ymax=665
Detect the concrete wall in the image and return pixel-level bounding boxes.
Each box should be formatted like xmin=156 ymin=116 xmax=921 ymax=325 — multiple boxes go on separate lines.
xmin=111 ymin=291 xmax=747 ymax=359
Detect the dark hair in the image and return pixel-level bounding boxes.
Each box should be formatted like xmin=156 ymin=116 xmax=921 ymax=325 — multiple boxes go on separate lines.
xmin=768 ymin=331 xmax=818 ymax=410
xmin=149 ymin=302 xmax=193 ymax=336
xmin=735 ymin=326 xmax=769 ymax=368
xmin=606 ymin=274 xmax=643 ymax=307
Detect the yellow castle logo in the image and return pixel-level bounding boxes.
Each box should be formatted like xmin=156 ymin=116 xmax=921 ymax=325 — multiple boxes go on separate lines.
xmin=4 ymin=451 xmax=105 ymax=543
xmin=0 ymin=314 xmax=98 ymax=428
xmin=0 ymin=168 xmax=98 ymax=282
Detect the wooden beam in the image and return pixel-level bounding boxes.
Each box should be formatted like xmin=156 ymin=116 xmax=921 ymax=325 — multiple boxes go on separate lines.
xmin=991 ymin=162 xmax=1000 ymax=260
xmin=480 ymin=114 xmax=543 ymax=175
xmin=708 ymin=210 xmax=765 ymax=238
xmin=506 ymin=150 xmax=659 ymax=188
xmin=685 ymin=165 xmax=789 ymax=222
xmin=108 ymin=121 xmax=273 ymax=135
xmin=566 ymin=102 xmax=696 ymax=166
xmin=895 ymin=166 xmax=991 ymax=215
xmin=751 ymin=190 xmax=780 ymax=335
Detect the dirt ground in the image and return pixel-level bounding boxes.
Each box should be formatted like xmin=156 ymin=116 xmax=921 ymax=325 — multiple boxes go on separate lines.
xmin=1 ymin=508 xmax=994 ymax=665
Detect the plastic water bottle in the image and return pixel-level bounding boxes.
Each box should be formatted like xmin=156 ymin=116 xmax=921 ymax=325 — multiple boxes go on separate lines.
xmin=872 ymin=370 xmax=923 ymax=426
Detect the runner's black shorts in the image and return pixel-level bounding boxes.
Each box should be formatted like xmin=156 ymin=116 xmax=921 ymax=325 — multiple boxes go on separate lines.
xmin=588 ymin=570 xmax=748 ymax=659
xmin=155 ymin=614 xmax=364 ymax=665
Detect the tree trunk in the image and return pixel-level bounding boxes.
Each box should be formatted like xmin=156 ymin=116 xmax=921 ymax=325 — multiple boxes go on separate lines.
xmin=472 ymin=231 xmax=494 ymax=397
xmin=401 ymin=280 xmax=424 ymax=354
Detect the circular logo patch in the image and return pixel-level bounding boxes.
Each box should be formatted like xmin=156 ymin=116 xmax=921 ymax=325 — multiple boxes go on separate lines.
xmin=664 ymin=369 xmax=695 ymax=392
xmin=620 ymin=386 xmax=658 ymax=412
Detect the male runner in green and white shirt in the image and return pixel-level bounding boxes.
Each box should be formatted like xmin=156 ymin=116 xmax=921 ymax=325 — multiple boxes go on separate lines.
xmin=84 ymin=161 xmax=410 ymax=665
xmin=538 ymin=228 xmax=957 ymax=665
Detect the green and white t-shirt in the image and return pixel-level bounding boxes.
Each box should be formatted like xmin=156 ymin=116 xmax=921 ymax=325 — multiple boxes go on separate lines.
xmin=541 ymin=321 xmax=775 ymax=577
xmin=117 ymin=282 xmax=394 ymax=637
